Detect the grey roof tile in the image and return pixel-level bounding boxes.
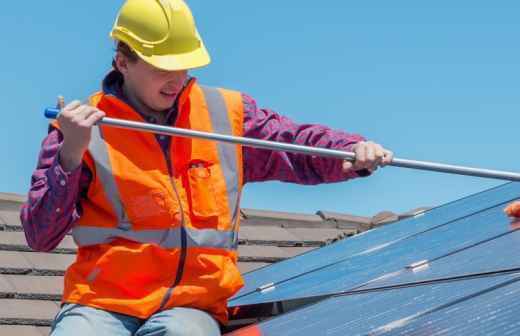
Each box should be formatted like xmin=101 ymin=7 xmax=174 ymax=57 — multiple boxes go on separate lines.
xmin=0 ymin=251 xmax=33 ymax=273
xmin=0 ymin=274 xmax=16 ymax=294
xmin=237 ymin=262 xmax=271 ymax=274
xmin=371 ymin=211 xmax=400 ymax=226
xmin=238 ymin=245 xmax=289 ymax=262
xmin=0 ymin=193 xmax=26 ymax=204
xmin=241 ymin=209 xmax=323 ymax=222
xmin=238 ymin=245 xmax=316 ymax=262
xmin=0 ymin=231 xmax=28 ymax=246
xmin=280 ymin=246 xmax=316 ymax=258
xmin=0 ymin=210 xmax=22 ymax=231
xmin=21 ymin=253 xmax=75 ymax=275
xmin=241 ymin=208 xmax=325 ymax=228
xmin=36 ymin=326 xmax=51 ymax=335
xmin=286 ymin=227 xmax=355 ymax=242
xmin=0 ymin=299 xmax=59 ymax=322
xmin=0 ymin=251 xmax=75 ymax=276
xmin=4 ymin=275 xmax=63 ymax=300
xmin=0 ymin=325 xmax=50 ymax=336
xmin=239 ymin=226 xmax=301 ymax=243
xmin=316 ymin=210 xmax=372 ymax=225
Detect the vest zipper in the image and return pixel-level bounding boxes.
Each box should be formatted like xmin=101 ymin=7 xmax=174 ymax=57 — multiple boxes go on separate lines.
xmin=158 ymin=154 xmax=188 ymax=312
xmin=157 ymin=94 xmax=189 ymax=312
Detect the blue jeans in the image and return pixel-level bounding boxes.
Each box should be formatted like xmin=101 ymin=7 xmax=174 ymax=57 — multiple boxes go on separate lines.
xmin=50 ymin=304 xmax=221 ymax=336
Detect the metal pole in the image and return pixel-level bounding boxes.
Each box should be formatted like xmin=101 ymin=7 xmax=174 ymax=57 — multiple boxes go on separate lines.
xmin=45 ymin=108 xmax=520 ymax=182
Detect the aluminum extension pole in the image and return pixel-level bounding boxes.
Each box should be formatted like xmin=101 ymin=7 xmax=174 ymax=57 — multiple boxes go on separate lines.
xmin=45 ymin=108 xmax=520 ymax=182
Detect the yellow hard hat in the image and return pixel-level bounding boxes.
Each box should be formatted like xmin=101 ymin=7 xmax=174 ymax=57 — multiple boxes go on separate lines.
xmin=110 ymin=0 xmax=210 ymax=71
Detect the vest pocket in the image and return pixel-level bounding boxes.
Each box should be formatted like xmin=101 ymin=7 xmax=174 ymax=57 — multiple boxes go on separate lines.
xmin=188 ymin=162 xmax=220 ymax=218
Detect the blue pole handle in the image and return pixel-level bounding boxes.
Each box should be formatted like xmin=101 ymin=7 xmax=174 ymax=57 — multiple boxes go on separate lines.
xmin=44 ymin=107 xmax=60 ymax=119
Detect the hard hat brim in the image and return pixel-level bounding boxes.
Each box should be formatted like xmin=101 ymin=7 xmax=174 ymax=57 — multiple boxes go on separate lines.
xmin=134 ymin=42 xmax=211 ymax=71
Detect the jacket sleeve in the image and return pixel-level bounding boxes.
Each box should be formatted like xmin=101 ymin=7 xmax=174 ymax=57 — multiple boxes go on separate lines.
xmin=20 ymin=128 xmax=92 ymax=252
xmin=242 ymin=93 xmax=369 ymax=185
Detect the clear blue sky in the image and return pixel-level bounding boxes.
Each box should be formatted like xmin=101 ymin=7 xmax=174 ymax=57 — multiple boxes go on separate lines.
xmin=2 ymin=1 xmax=519 ymax=216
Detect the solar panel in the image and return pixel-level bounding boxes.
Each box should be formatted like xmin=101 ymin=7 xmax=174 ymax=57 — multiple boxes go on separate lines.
xmin=358 ymin=228 xmax=520 ymax=291
xmin=227 ymin=274 xmax=520 ymax=335
xmin=227 ymin=182 xmax=520 ymax=335
xmin=231 ymin=183 xmax=520 ymax=306
xmin=378 ymin=276 xmax=520 ymax=335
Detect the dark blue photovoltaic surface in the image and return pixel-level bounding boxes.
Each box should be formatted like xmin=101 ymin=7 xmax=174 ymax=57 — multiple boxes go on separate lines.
xmin=379 ymin=276 xmax=520 ymax=336
xmin=232 ymin=182 xmax=520 ymax=304
xmin=231 ymin=199 xmax=519 ymax=306
xmin=226 ymin=274 xmax=520 ymax=336
xmin=358 ymin=229 xmax=520 ymax=291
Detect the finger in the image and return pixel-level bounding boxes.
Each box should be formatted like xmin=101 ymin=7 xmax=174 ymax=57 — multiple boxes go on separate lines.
xmin=366 ymin=143 xmax=376 ymax=163
xmin=372 ymin=144 xmax=385 ymax=168
xmin=366 ymin=144 xmax=380 ymax=171
xmin=382 ymin=149 xmax=394 ymax=166
xmin=63 ymin=100 xmax=81 ymax=112
xmin=342 ymin=160 xmax=353 ymax=172
xmin=82 ymin=110 xmax=106 ymax=127
xmin=56 ymin=96 xmax=65 ymax=110
xmin=375 ymin=144 xmax=384 ymax=162
xmin=354 ymin=144 xmax=367 ymax=170
xmin=70 ymin=105 xmax=90 ymax=122
xmin=76 ymin=106 xmax=101 ymax=124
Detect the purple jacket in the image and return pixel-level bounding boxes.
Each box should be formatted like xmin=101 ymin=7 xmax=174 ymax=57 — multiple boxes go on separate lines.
xmin=20 ymin=72 xmax=366 ymax=252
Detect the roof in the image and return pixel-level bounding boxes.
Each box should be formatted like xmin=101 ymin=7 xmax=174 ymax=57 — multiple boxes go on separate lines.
xmin=224 ymin=182 xmax=520 ymax=335
xmin=0 ymin=192 xmax=427 ymax=335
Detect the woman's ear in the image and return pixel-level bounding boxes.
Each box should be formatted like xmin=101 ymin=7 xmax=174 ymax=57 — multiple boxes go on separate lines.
xmin=114 ymin=52 xmax=129 ymax=75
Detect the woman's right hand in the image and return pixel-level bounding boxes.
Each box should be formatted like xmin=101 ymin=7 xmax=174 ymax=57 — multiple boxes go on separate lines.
xmin=505 ymin=201 xmax=520 ymax=218
xmin=56 ymin=96 xmax=105 ymax=171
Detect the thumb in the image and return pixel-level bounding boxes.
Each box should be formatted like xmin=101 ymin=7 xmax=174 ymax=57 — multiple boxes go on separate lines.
xmin=342 ymin=160 xmax=353 ymax=172
xmin=56 ymin=96 xmax=65 ymax=110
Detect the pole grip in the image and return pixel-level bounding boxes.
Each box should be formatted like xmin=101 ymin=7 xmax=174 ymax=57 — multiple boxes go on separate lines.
xmin=44 ymin=108 xmax=60 ymax=119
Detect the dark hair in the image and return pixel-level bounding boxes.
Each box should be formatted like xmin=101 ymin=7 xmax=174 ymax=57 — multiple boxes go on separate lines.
xmin=112 ymin=41 xmax=139 ymax=70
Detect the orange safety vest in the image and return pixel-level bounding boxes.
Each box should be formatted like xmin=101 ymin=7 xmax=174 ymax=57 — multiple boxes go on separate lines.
xmin=59 ymin=81 xmax=245 ymax=324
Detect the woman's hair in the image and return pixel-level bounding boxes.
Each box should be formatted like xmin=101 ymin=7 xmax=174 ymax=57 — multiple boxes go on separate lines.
xmin=112 ymin=41 xmax=139 ymax=70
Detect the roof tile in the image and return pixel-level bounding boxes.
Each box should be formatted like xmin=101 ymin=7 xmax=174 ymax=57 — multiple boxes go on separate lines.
xmin=241 ymin=209 xmax=325 ymax=228
xmin=237 ymin=262 xmax=271 ymax=274
xmin=316 ymin=210 xmax=372 ymax=225
xmin=239 ymin=226 xmax=301 ymax=243
xmin=286 ymin=227 xmax=355 ymax=242
xmin=21 ymin=253 xmax=75 ymax=274
xmin=0 ymin=274 xmax=16 ymax=294
xmin=0 ymin=325 xmax=50 ymax=336
xmin=0 ymin=299 xmax=59 ymax=321
xmin=4 ymin=275 xmax=63 ymax=299
xmin=0 ymin=210 xmax=22 ymax=230
xmin=0 ymin=251 xmax=33 ymax=273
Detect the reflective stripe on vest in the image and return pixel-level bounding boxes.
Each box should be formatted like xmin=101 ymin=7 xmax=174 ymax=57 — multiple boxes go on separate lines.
xmin=72 ymin=226 xmax=238 ymax=250
xmin=200 ymin=86 xmax=240 ymax=234
xmin=74 ymin=87 xmax=241 ymax=250
xmin=89 ymin=125 xmax=131 ymax=230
